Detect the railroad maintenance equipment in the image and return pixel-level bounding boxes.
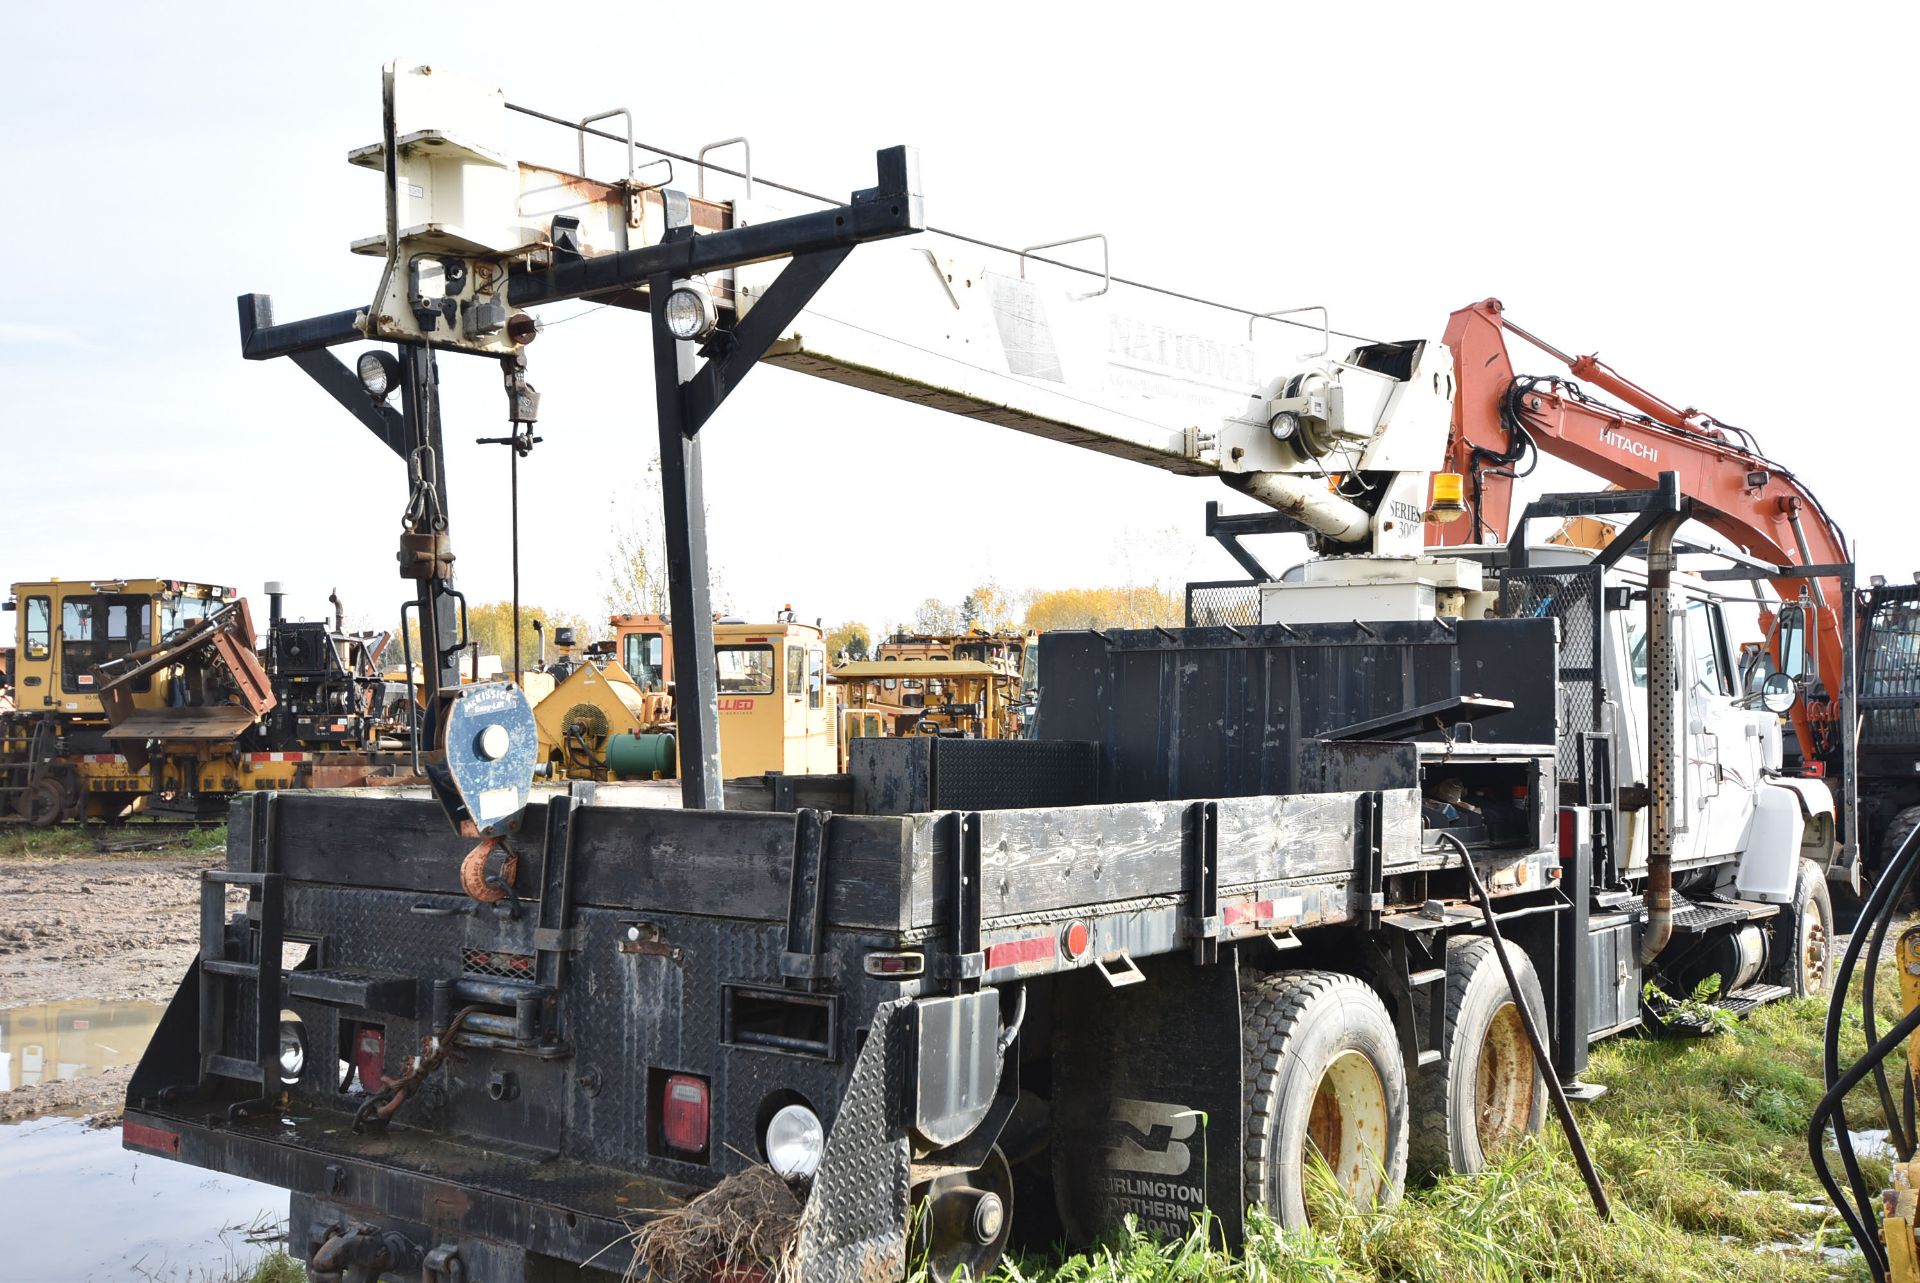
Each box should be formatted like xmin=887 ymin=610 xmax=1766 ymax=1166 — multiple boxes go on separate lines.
xmin=535 ymin=611 xmax=838 ymax=781
xmin=127 ymin=63 xmax=1863 ymax=1281
xmin=1 ymin=578 xmax=409 ymax=823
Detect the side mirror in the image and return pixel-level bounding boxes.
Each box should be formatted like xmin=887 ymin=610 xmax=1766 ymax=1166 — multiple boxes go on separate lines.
xmin=1760 ymin=671 xmax=1796 ymax=715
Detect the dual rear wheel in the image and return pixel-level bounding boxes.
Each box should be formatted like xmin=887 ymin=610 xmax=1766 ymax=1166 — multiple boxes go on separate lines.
xmin=1242 ymin=942 xmax=1547 ymax=1228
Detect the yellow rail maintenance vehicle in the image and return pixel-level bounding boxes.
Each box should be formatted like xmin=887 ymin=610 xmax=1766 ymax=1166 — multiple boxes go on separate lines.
xmin=599 ymin=610 xmax=840 ymax=778
xmin=0 ymin=578 xmax=291 ymax=822
xmin=835 ymin=657 xmax=1025 ymax=739
xmin=533 ymin=630 xmax=673 ymax=782
xmin=2 ymin=578 xmax=409 ymax=823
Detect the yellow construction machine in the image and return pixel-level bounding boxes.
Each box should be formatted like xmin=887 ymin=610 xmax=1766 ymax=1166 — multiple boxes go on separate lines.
xmin=533 ymin=610 xmax=842 ymax=783
xmin=1 ymin=577 xmax=411 ymax=823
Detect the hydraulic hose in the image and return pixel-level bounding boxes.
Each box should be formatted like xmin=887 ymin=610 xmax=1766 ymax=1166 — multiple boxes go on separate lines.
xmin=1810 ymin=1004 xmax=1920 ymax=1283
xmin=1442 ymin=832 xmax=1610 ymax=1219
xmin=1813 ymin=820 xmax=1920 ymax=1279
xmin=1861 ymin=851 xmax=1920 ymax=1162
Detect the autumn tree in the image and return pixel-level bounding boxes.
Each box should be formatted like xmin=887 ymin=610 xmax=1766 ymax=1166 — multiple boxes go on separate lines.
xmin=600 ymin=460 xmax=734 ymax=618
xmin=827 ymin=620 xmax=871 ymax=661
xmin=465 ymin=601 xmax=595 ymax=673
xmin=913 ymin=597 xmax=961 ymax=634
xmin=1022 ymin=585 xmax=1182 ymax=632
xmin=601 ymin=468 xmax=669 ymax=619
xmin=959 ymin=580 xmax=1016 ymax=631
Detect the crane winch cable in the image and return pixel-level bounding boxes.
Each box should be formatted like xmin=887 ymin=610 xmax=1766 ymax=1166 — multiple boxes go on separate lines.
xmin=504 ymin=102 xmax=1385 ymax=346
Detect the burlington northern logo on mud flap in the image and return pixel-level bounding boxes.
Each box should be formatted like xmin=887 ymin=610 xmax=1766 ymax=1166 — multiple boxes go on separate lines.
xmin=1099 ymin=1097 xmax=1201 ymax=1177
xmin=1086 ymin=1097 xmax=1210 ymax=1239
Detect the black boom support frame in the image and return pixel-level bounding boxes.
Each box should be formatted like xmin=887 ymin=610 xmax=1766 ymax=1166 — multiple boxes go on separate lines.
xmin=235 ymin=145 xmax=925 ymax=801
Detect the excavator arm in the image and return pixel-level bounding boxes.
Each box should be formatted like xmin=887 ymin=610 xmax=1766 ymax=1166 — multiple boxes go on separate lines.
xmin=1435 ymin=298 xmax=1851 ymax=765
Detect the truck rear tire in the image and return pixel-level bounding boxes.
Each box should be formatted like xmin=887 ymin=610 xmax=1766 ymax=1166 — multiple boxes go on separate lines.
xmin=1773 ymin=857 xmax=1833 ymax=998
xmin=1885 ymin=807 xmax=1920 ymax=879
xmin=1242 ymin=970 xmax=1407 ymax=1228
xmin=1408 ymin=936 xmax=1546 ymax=1178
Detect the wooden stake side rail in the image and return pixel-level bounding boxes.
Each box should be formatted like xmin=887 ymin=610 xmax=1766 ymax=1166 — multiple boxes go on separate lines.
xmin=230 ymin=782 xmax=1554 ymax=945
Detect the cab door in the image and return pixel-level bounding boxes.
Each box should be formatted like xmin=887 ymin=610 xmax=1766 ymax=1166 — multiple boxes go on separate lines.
xmin=803 ymin=646 xmax=833 ymax=772
xmin=13 ymin=593 xmax=55 ymax=712
xmin=1682 ymin=596 xmax=1766 ymax=861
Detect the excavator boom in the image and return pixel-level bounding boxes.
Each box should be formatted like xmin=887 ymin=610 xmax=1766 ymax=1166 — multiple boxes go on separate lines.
xmin=1435 ymin=298 xmax=1850 ymax=763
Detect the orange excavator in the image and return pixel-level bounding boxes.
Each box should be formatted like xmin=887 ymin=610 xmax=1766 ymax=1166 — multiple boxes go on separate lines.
xmin=1433 ymin=299 xmax=1855 ymax=798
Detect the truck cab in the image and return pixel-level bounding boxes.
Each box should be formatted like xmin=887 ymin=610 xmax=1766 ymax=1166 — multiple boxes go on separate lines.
xmin=4 ymin=578 xmax=231 ymax=721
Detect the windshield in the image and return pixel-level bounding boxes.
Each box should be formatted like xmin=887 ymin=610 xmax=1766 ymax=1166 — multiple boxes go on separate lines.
xmin=623 ymin=632 xmax=665 ymax=689
xmin=716 ymin=644 xmax=774 ymax=695
xmin=160 ymin=594 xmax=214 ymax=637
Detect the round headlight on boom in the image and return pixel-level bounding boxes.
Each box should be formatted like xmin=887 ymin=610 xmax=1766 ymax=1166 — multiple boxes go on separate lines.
xmin=664 ymin=282 xmax=718 ymax=342
xmin=1269 ymin=411 xmax=1299 ymax=442
xmin=357 ymin=349 xmax=401 ymax=401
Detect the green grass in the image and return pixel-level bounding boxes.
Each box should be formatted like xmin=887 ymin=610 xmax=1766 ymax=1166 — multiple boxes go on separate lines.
xmin=973 ymin=978 xmax=1902 ymax=1283
xmin=0 ymin=818 xmax=226 ymax=859
xmin=240 ymin=1252 xmax=305 ymax=1283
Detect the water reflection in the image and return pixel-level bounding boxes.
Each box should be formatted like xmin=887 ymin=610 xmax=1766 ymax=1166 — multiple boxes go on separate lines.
xmin=2 ymin=1117 xmax=286 ymax=1282
xmin=0 ymin=999 xmax=167 ymax=1091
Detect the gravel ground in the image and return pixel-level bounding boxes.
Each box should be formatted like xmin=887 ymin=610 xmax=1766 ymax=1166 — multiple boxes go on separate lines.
xmin=1 ymin=843 xmax=220 ymax=1120
xmin=0 ymin=851 xmax=213 ymax=1006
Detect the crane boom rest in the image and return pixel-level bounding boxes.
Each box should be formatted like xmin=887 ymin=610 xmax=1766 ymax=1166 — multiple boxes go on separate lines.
xmin=1435 ymin=298 xmax=1851 ymax=774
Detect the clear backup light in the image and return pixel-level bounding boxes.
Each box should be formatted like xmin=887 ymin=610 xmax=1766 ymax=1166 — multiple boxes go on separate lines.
xmin=277 ymin=1014 xmax=306 ymax=1085
xmin=664 ymin=282 xmax=718 ymax=341
xmin=765 ymin=1103 xmax=825 ymax=1179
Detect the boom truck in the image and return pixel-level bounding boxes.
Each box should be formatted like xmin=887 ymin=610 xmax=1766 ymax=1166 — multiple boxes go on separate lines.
xmin=124 ymin=64 xmax=1861 ymax=1282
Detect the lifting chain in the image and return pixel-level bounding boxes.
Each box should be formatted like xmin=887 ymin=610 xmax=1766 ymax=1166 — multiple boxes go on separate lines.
xmin=402 ymin=444 xmax=446 ymax=533
xmin=352 ymin=1005 xmax=484 ymax=1132
xmin=397 ymin=445 xmax=454 ymax=582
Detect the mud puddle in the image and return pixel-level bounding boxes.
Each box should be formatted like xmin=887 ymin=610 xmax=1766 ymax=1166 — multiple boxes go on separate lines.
xmin=1 ymin=997 xmax=167 ymax=1091
xmin=2 ymin=1115 xmax=287 ymax=1282
xmin=0 ymin=997 xmax=169 ymax=1120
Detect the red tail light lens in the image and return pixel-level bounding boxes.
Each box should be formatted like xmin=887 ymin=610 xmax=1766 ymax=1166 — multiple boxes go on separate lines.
xmin=1558 ymin=809 xmax=1576 ymax=861
xmin=354 ymin=1028 xmax=386 ymax=1093
xmin=662 ymin=1074 xmax=711 ymax=1155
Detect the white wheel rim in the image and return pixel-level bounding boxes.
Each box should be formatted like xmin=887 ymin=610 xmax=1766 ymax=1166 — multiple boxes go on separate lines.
xmin=1306 ymin=1049 xmax=1389 ymax=1202
xmin=1474 ymin=1000 xmax=1536 ymax=1155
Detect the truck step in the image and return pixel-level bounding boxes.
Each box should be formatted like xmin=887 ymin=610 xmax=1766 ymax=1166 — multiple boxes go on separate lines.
xmin=1624 ymin=896 xmax=1780 ymax=936
xmin=287 ymin=967 xmax=418 ymax=1016
xmin=204 ymin=1053 xmax=264 ymax=1083
xmin=1717 ymin=982 xmax=1791 ymax=1016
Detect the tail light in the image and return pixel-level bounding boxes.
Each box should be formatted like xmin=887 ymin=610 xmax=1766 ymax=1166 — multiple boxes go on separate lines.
xmin=1558 ymin=809 xmax=1577 ymax=861
xmin=354 ymin=1028 xmax=386 ymax=1093
xmin=662 ymin=1074 xmax=711 ymax=1156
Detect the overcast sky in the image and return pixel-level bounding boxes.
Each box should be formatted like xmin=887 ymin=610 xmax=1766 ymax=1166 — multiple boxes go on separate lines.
xmin=3 ymin=3 xmax=1911 ymax=639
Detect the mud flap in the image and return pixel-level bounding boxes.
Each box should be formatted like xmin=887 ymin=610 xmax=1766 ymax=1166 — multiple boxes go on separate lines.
xmin=1052 ymin=951 xmax=1244 ymax=1248
xmin=796 ymin=999 xmax=914 ymax=1282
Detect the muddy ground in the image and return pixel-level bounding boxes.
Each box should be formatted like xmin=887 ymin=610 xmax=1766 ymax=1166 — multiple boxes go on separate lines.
xmin=0 ymin=837 xmax=220 ymax=1121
